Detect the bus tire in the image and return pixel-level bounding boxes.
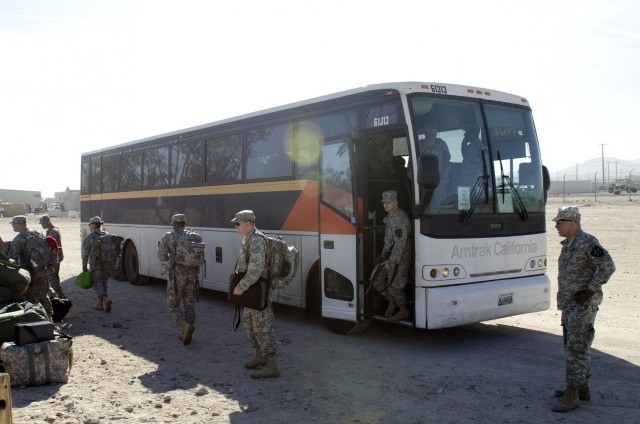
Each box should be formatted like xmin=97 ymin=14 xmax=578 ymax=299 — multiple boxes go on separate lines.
xmin=111 ymin=258 xmax=127 ymax=281
xmin=123 ymin=243 xmax=149 ymax=286
xmin=322 ymin=318 xmax=371 ymax=335
xmin=305 ymin=263 xmax=322 ymax=319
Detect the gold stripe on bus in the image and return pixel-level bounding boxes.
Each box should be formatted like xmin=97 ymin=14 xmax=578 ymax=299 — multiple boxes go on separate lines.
xmin=80 ymin=180 xmax=310 ymax=201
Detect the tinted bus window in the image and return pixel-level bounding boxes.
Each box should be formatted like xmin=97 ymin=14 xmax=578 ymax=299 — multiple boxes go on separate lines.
xmin=81 ymin=159 xmax=90 ymax=194
xmin=120 ymin=150 xmax=142 ymax=191
xmin=172 ymin=139 xmax=203 ymax=186
xmin=102 ymin=153 xmax=120 ymax=192
xmin=205 ymin=133 xmax=243 ymax=184
xmin=246 ymin=123 xmax=293 ymax=180
xmin=90 ymin=156 xmax=101 ymax=194
xmin=143 ymin=145 xmax=170 ymax=188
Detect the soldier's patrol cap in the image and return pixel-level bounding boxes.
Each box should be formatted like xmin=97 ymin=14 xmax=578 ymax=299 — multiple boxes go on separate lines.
xmin=10 ymin=215 xmax=26 ymax=225
xmin=381 ymin=190 xmax=398 ymax=203
xmin=552 ymin=206 xmax=581 ymax=222
xmin=231 ymin=210 xmax=256 ymax=223
xmin=171 ymin=214 xmax=186 ymax=224
xmin=39 ymin=214 xmax=50 ymax=224
xmin=88 ymin=216 xmax=103 ymax=225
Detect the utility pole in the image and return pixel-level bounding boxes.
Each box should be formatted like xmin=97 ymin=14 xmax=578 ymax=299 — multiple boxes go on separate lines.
xmin=600 ymin=144 xmax=607 ymax=190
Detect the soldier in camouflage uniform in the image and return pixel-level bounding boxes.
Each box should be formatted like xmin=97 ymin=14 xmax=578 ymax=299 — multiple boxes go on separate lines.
xmin=373 ymin=190 xmax=412 ymax=321
xmin=158 ymin=214 xmax=199 ymax=346
xmin=40 ymin=214 xmax=66 ymax=298
xmin=81 ymin=216 xmax=113 ymax=313
xmin=232 ymin=210 xmax=279 ymax=379
xmin=8 ymin=215 xmax=54 ymax=320
xmin=551 ymin=206 xmax=616 ymax=413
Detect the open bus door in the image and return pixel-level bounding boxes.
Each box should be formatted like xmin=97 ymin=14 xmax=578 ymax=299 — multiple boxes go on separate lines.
xmin=361 ymin=131 xmax=413 ymax=324
xmin=318 ymin=137 xmax=369 ymax=334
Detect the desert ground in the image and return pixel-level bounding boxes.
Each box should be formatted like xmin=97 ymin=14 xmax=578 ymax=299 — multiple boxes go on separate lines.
xmin=0 ymin=193 xmax=638 ymax=424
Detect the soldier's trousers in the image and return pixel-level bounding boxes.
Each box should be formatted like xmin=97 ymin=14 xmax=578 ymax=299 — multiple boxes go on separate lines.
xmin=243 ymin=300 xmax=276 ymax=357
xmin=26 ymin=269 xmax=53 ymax=318
xmin=91 ymin=266 xmax=111 ymax=299
xmin=562 ymin=303 xmax=598 ymax=389
xmin=49 ymin=262 xmax=65 ymax=297
xmin=373 ymin=262 xmax=409 ymax=307
xmin=167 ymin=273 xmax=198 ymax=325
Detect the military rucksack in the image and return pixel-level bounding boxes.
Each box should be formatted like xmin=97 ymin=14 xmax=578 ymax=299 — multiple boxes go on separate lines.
xmin=91 ymin=233 xmax=124 ymax=266
xmin=174 ymin=230 xmax=205 ymax=268
xmin=260 ymin=233 xmax=300 ymax=289
xmin=23 ymin=231 xmax=57 ymax=271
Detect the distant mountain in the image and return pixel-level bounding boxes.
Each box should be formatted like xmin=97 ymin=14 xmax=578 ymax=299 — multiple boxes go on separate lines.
xmin=549 ymin=157 xmax=640 ymax=183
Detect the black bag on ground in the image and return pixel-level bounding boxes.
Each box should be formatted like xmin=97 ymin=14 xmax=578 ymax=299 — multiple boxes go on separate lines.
xmin=228 ymin=271 xmax=269 ymax=311
xmin=14 ymin=321 xmax=55 ymax=346
xmin=51 ymin=297 xmax=72 ymax=322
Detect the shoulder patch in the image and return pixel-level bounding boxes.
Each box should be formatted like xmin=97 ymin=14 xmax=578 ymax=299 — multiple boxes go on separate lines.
xmin=395 ymin=229 xmax=403 ymax=238
xmin=590 ymin=245 xmax=605 ymax=257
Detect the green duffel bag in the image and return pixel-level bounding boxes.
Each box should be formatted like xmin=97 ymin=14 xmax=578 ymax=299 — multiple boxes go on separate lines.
xmin=75 ymin=271 xmax=92 ymax=289
xmin=0 ymin=302 xmax=50 ymax=344
xmin=0 ymin=259 xmax=31 ymax=294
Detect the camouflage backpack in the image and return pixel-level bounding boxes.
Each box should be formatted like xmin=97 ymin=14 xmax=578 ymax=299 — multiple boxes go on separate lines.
xmin=174 ymin=230 xmax=205 ymax=268
xmin=24 ymin=231 xmax=57 ymax=271
xmin=91 ymin=233 xmax=124 ymax=266
xmin=260 ymin=234 xmax=300 ymax=289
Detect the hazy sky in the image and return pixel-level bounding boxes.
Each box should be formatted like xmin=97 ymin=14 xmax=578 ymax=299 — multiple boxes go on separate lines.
xmin=1 ymin=0 xmax=639 ymax=198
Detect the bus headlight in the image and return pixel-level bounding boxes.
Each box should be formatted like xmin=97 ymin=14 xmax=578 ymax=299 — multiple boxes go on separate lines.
xmin=538 ymin=259 xmax=544 ymax=267
xmin=530 ymin=260 xmax=536 ymax=269
xmin=442 ymin=268 xmax=450 ymax=277
xmin=453 ymin=267 xmax=460 ymax=277
xmin=430 ymin=268 xmax=437 ymax=278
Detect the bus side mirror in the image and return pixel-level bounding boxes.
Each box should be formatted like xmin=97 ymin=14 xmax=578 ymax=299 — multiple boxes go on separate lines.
xmin=413 ymin=154 xmax=441 ymax=217
xmin=416 ymin=154 xmax=440 ymax=189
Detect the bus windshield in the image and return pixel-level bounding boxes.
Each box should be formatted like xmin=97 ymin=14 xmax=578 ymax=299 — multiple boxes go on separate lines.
xmin=409 ymin=96 xmax=545 ymax=218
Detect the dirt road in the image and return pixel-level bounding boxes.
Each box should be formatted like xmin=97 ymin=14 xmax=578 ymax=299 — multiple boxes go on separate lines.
xmin=1 ymin=194 xmax=638 ymax=423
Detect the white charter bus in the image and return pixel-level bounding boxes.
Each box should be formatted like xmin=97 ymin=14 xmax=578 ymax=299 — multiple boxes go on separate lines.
xmin=81 ymin=82 xmax=551 ymax=334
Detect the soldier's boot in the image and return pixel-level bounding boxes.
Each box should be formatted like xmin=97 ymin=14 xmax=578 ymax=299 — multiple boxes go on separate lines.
xmin=389 ymin=304 xmax=410 ymax=321
xmin=93 ymin=298 xmax=104 ymax=310
xmin=250 ymin=357 xmax=279 ymax=379
xmin=180 ymin=321 xmax=195 ymax=346
xmin=102 ymin=295 xmax=112 ymax=313
xmin=384 ymin=298 xmax=397 ymax=318
xmin=177 ymin=319 xmax=187 ymax=341
xmin=555 ymin=381 xmax=591 ymax=401
xmin=552 ymin=388 xmax=580 ymax=412
xmin=244 ymin=347 xmax=268 ymax=369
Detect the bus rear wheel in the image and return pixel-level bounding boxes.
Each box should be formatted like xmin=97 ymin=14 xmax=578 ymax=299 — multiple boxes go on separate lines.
xmin=322 ymin=318 xmax=371 ymax=335
xmin=123 ymin=243 xmax=149 ymax=286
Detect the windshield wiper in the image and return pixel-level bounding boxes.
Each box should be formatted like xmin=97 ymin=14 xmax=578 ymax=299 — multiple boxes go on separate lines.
xmin=497 ymin=151 xmax=529 ymax=221
xmin=461 ymin=151 xmax=489 ymax=223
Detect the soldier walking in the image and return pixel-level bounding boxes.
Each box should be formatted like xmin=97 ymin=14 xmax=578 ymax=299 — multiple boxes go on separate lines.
xmin=158 ymin=214 xmax=200 ymax=346
xmin=552 ymin=206 xmax=616 ymax=412
xmin=232 ymin=210 xmax=279 ymax=378
xmin=81 ymin=216 xmax=113 ymax=313
xmin=40 ymin=214 xmax=66 ymax=298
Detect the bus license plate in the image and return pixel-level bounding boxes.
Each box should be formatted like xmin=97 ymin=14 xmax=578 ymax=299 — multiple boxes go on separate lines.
xmin=498 ymin=293 xmax=513 ymax=306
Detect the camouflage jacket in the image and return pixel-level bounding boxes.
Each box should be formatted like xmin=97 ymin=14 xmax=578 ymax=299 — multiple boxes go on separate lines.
xmin=382 ymin=208 xmax=411 ymax=265
xmin=157 ymin=227 xmax=198 ymax=271
xmin=7 ymin=228 xmax=36 ymax=267
xmin=235 ymin=227 xmax=269 ymax=294
xmin=46 ymin=226 xmax=63 ymax=262
xmin=557 ymin=229 xmax=616 ymax=310
xmin=82 ymin=228 xmax=107 ymax=270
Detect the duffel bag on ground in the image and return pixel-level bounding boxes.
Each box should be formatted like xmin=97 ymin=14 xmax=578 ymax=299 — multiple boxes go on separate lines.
xmin=51 ymin=297 xmax=72 ymax=322
xmin=0 ymin=259 xmax=31 ymax=294
xmin=0 ymin=335 xmax=72 ymax=386
xmin=0 ymin=302 xmax=49 ymax=344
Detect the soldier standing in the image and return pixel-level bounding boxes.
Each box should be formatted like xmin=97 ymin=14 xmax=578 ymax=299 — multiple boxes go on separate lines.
xmin=8 ymin=215 xmax=54 ymax=320
xmin=81 ymin=216 xmax=113 ymax=313
xmin=232 ymin=210 xmax=279 ymax=379
xmin=552 ymin=206 xmax=616 ymax=412
xmin=372 ymin=190 xmax=412 ymax=321
xmin=40 ymin=214 xmax=65 ymax=298
xmin=157 ymin=214 xmax=199 ymax=346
